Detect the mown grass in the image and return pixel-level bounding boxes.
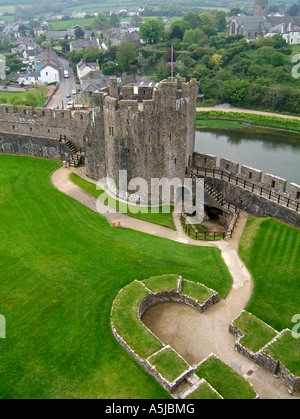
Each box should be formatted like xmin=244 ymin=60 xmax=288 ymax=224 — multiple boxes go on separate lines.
xmin=186 ymin=382 xmax=222 ymax=399
xmin=196 ymin=119 xmax=248 ymax=130
xmin=266 ymin=330 xmax=300 ymax=376
xmin=0 ymin=89 xmax=47 ymax=109
xmin=148 ymin=347 xmax=190 ymax=384
xmin=239 ymin=217 xmax=300 ymax=332
xmin=111 ymin=281 xmax=163 ymax=359
xmin=49 ymin=18 xmax=95 ymax=31
xmin=70 ymin=172 xmax=176 ymax=230
xmin=195 ymin=356 xmax=257 ymax=399
xmin=181 ymin=281 xmax=215 ymax=305
xmin=0 ymin=155 xmax=232 ymax=398
xmin=142 ymin=275 xmax=179 ymax=293
xmin=233 ymin=311 xmax=277 ymax=353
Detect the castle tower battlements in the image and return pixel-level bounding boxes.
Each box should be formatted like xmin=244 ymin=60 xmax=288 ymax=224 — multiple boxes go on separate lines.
xmin=84 ymin=77 xmax=198 ymax=205
xmin=254 ymin=0 xmax=268 ymax=17
xmin=0 ymin=104 xmax=90 ymax=148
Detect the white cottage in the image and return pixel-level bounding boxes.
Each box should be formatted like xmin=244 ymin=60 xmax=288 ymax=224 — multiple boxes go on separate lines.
xmin=266 ymin=22 xmax=300 ymax=44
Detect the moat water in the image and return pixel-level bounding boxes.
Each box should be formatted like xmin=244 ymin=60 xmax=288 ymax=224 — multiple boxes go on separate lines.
xmin=195 ymin=128 xmax=300 ymax=186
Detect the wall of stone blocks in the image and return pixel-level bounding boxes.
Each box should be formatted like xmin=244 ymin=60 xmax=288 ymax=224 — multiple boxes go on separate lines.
xmin=0 ymin=105 xmax=90 ymax=149
xmin=193 ymin=152 xmax=217 ymax=169
xmin=0 ymin=132 xmax=71 ymax=161
xmin=85 ymin=78 xmax=198 ymax=205
xmin=220 ymin=157 xmax=239 ymax=173
xmin=192 ymin=152 xmax=299 ymax=205
xmin=288 ymin=183 xmax=300 ymax=201
xmin=241 ymin=165 xmax=263 ymax=183
xmin=264 ymin=173 xmax=287 ymax=193
xmin=205 ymin=176 xmax=300 ymax=227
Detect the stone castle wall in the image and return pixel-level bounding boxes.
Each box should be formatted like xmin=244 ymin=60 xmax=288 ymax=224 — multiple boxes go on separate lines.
xmin=85 ymin=77 xmax=198 ymax=205
xmin=192 ymin=152 xmax=300 ymax=227
xmin=0 ymin=132 xmax=71 ymax=161
xmin=0 ymin=105 xmax=90 ymax=149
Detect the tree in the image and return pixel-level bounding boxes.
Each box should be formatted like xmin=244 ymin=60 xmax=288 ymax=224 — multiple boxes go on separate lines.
xmin=130 ymin=14 xmax=143 ymax=27
xmin=270 ymin=52 xmax=285 ymax=67
xmin=183 ymin=12 xmax=202 ymax=29
xmin=116 ymin=41 xmax=137 ymax=72
xmin=199 ymin=12 xmax=216 ymax=29
xmin=182 ymin=29 xmax=196 ymax=45
xmin=140 ymin=19 xmax=165 ymax=44
xmin=108 ymin=13 xmax=120 ymax=28
xmin=215 ymin=10 xmax=227 ymax=32
xmin=75 ymin=28 xmax=85 ymax=40
xmin=169 ymin=20 xmax=190 ymax=41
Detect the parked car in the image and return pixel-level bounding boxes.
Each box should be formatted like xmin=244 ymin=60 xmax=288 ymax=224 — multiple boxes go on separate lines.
xmin=72 ymin=89 xmax=76 ymax=95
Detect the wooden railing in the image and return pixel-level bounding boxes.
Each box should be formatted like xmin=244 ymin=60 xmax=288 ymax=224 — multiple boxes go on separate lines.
xmin=188 ymin=166 xmax=300 ymax=213
xmin=180 ymin=215 xmax=234 ymax=241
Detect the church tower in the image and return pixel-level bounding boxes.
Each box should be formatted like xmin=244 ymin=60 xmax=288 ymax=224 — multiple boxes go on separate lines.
xmin=254 ymin=0 xmax=268 ymax=17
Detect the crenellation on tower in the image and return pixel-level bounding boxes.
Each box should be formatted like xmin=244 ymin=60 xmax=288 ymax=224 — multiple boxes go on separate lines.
xmin=85 ymin=77 xmax=198 ymax=205
xmin=254 ymin=0 xmax=268 ymax=17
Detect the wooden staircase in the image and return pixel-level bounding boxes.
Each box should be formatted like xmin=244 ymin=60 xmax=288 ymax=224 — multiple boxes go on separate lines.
xmin=59 ymin=135 xmax=84 ymax=167
xmin=204 ymin=183 xmax=238 ymax=214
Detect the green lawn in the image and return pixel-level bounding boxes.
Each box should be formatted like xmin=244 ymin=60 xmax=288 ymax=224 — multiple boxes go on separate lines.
xmin=0 ymin=89 xmax=47 ymax=108
xmin=196 ymin=119 xmax=248 ymax=130
xmin=49 ymin=18 xmax=94 ymax=31
xmin=239 ymin=217 xmax=300 ymax=332
xmin=233 ymin=311 xmax=277 ymax=353
xmin=0 ymin=155 xmax=232 ymax=399
xmin=196 ymin=110 xmax=300 ymax=133
xmin=70 ymin=172 xmax=176 ymax=230
xmin=195 ymin=356 xmax=257 ymax=399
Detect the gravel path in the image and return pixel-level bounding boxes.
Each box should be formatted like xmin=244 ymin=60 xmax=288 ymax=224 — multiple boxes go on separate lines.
xmin=51 ymin=166 xmax=299 ymax=399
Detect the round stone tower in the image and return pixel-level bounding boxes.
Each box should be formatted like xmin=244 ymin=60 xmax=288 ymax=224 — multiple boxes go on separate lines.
xmin=84 ymin=77 xmax=198 ymax=205
xmin=254 ymin=0 xmax=268 ymax=17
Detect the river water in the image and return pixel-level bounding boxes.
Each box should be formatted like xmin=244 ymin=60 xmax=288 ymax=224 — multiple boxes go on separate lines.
xmin=195 ymin=128 xmax=300 ymax=186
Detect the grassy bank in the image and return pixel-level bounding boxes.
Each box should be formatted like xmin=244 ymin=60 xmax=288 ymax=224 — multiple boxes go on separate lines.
xmin=196 ymin=118 xmax=249 ymax=130
xmin=238 ymin=217 xmax=300 ymax=332
xmin=0 ymin=88 xmax=47 ymax=109
xmin=0 ymin=155 xmax=232 ymax=398
xmin=196 ymin=110 xmax=300 ymax=134
xmin=70 ymin=172 xmax=176 ymax=230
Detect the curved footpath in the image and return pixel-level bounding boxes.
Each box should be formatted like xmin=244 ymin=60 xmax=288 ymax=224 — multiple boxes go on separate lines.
xmin=51 ymin=166 xmax=299 ymax=400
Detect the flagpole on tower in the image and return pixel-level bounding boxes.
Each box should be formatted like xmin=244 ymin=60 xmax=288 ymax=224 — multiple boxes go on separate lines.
xmin=171 ymin=44 xmax=174 ymax=79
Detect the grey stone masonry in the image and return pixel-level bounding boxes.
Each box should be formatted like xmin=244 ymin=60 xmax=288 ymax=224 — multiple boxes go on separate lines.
xmin=0 ymin=104 xmax=90 ymax=149
xmin=85 ymin=77 xmax=198 ymax=205
xmin=193 ymin=152 xmax=217 ymax=169
xmin=241 ymin=165 xmax=263 ymax=183
xmin=220 ymin=157 xmax=239 ymax=174
xmin=289 ymin=183 xmax=300 ymax=201
xmin=264 ymin=173 xmax=287 ymax=193
xmin=191 ymin=152 xmax=300 ymax=227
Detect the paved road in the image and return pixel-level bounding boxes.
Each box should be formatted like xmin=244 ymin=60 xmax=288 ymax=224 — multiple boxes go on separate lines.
xmin=46 ymin=57 xmax=77 ymax=109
